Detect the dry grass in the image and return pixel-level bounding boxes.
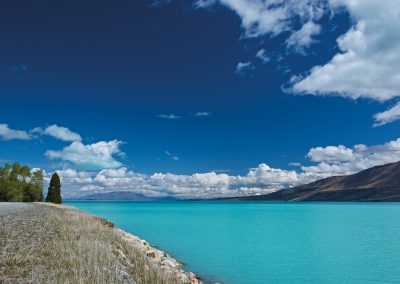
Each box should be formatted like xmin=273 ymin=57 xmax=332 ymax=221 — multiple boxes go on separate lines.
xmin=0 ymin=204 xmax=183 ymax=284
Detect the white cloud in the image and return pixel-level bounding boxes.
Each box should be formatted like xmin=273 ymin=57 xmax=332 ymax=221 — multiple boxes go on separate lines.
xmin=373 ymin=102 xmax=400 ymax=127
xmin=235 ymin=61 xmax=253 ymax=75
xmin=45 ymin=140 xmax=124 ymax=170
xmin=286 ymin=21 xmax=321 ymax=53
xmin=157 ymin=114 xmax=180 ymax=120
xmin=0 ymin=123 xmax=31 ymax=140
xmin=235 ymin=163 xmax=313 ymax=186
xmin=165 ymin=150 xmax=179 ymax=161
xmin=55 ymin=162 xmax=319 ymax=199
xmin=43 ymin=125 xmax=82 ymax=142
xmin=255 ymin=49 xmax=270 ymax=63
xmin=302 ymin=138 xmax=400 ymax=175
xmin=31 ymin=125 xmax=82 ymax=141
xmin=194 ymin=112 xmax=212 ymax=117
xmin=55 ymin=163 xmax=315 ymax=199
xmin=195 ymin=0 xmax=325 ymax=39
xmin=292 ymin=0 xmax=400 ymax=125
xmin=56 ymin=166 xmax=278 ymax=199
xmin=191 ymin=0 xmax=328 ymax=61
xmin=194 ymin=0 xmax=216 ymax=8
xmin=307 ymin=145 xmax=356 ymax=163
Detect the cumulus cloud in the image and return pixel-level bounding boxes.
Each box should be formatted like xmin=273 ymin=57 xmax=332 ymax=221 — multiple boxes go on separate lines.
xmin=0 ymin=123 xmax=31 ymax=140
xmin=292 ymin=0 xmax=400 ymax=125
xmin=56 ymin=165 xmax=285 ymax=199
xmin=45 ymin=140 xmax=124 ymax=170
xmin=157 ymin=114 xmax=180 ymax=120
xmin=306 ymin=145 xmax=356 ymax=163
xmin=302 ymin=138 xmax=400 ymax=176
xmin=55 ymin=161 xmax=325 ymax=199
xmin=235 ymin=163 xmax=314 ymax=186
xmin=32 ymin=125 xmax=82 ymax=142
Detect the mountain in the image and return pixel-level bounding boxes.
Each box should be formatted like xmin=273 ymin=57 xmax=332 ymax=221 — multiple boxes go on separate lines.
xmin=226 ymin=161 xmax=400 ymax=202
xmin=71 ymin=191 xmax=177 ymax=201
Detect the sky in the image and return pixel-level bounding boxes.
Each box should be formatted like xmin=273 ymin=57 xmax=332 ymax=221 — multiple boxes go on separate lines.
xmin=1 ymin=0 xmax=400 ymax=199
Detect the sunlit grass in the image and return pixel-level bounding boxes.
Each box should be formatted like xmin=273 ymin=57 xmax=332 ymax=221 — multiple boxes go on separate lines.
xmin=0 ymin=203 xmax=183 ymax=284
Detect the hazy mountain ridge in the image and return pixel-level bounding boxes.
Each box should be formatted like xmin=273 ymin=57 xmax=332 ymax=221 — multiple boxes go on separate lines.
xmin=71 ymin=191 xmax=177 ymax=201
xmin=224 ymin=161 xmax=400 ymax=201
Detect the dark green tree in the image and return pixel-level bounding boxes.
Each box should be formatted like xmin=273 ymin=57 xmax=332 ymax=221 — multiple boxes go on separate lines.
xmin=46 ymin=172 xmax=62 ymax=204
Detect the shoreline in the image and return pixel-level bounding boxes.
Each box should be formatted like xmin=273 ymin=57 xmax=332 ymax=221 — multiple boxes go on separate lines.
xmin=115 ymin=228 xmax=202 ymax=283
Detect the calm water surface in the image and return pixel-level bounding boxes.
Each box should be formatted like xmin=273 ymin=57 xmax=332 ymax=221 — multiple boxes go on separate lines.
xmin=65 ymin=201 xmax=400 ymax=284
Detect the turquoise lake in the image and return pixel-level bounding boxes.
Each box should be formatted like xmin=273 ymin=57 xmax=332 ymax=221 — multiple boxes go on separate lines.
xmin=65 ymin=201 xmax=400 ymax=284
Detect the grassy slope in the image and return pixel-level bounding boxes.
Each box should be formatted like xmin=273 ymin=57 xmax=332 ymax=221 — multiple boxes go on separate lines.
xmin=0 ymin=203 xmax=186 ymax=284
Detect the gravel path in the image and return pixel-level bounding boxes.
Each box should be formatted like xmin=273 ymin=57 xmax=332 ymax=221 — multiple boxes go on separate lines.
xmin=0 ymin=202 xmax=33 ymax=213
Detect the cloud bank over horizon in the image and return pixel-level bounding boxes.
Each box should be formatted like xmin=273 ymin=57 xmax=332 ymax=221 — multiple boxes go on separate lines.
xmin=52 ymin=135 xmax=400 ymax=199
xmin=2 ymin=122 xmax=399 ymax=199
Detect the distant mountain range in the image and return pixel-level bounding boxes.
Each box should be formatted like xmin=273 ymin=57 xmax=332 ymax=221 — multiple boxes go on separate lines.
xmin=74 ymin=161 xmax=400 ymax=202
xmin=70 ymin=191 xmax=177 ymax=201
xmin=223 ymin=161 xmax=400 ymax=202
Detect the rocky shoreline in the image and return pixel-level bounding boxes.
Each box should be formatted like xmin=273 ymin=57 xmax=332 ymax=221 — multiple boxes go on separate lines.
xmin=116 ymin=228 xmax=202 ymax=284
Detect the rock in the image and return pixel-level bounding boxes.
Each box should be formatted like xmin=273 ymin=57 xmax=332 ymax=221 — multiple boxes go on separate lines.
xmin=114 ymin=225 xmax=203 ymax=283
xmin=146 ymin=251 xmax=156 ymax=258
xmin=178 ymin=274 xmax=190 ymax=283
xmin=118 ymin=269 xmax=136 ymax=284
xmin=187 ymin=272 xmax=201 ymax=283
xmin=161 ymin=259 xmax=176 ymax=268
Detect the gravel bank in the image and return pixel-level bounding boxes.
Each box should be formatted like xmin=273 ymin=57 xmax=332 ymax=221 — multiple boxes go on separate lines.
xmin=0 ymin=202 xmax=33 ymax=213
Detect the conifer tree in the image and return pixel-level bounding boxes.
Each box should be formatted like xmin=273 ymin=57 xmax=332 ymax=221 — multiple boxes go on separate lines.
xmin=46 ymin=172 xmax=62 ymax=204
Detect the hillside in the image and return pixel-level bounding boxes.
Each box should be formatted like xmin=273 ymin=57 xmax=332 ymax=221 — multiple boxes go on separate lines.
xmin=228 ymin=161 xmax=400 ymax=202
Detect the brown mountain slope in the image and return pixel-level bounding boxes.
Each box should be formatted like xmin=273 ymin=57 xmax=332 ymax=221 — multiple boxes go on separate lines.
xmin=230 ymin=161 xmax=400 ymax=201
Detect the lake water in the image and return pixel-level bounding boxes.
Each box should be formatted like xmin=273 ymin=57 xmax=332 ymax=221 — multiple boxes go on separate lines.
xmin=65 ymin=201 xmax=400 ymax=284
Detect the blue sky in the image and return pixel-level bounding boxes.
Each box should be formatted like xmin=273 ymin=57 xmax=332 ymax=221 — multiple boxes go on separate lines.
xmin=1 ymin=0 xmax=400 ymax=198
